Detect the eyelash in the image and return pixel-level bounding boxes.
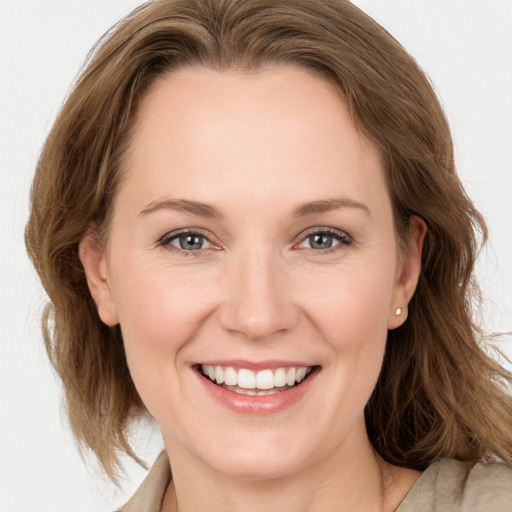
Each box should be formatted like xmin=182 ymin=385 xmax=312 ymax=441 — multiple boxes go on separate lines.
xmin=157 ymin=227 xmax=353 ymax=256
xmin=295 ymin=227 xmax=353 ymax=254
xmin=158 ymin=228 xmax=214 ymax=257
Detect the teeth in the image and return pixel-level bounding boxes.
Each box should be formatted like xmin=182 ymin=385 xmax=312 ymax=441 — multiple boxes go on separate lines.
xmin=232 ymin=388 xmax=280 ymax=396
xmin=238 ymin=368 xmax=256 ymax=389
xmin=200 ymin=364 xmax=312 ymax=390
xmin=296 ymin=367 xmax=307 ymax=383
xmin=274 ymin=368 xmax=287 ymax=387
xmin=224 ymin=366 xmax=237 ymax=386
xmin=256 ymin=369 xmax=274 ymax=390
xmin=286 ymin=367 xmax=296 ymax=386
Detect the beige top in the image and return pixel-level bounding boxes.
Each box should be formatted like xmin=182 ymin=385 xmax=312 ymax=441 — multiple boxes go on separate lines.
xmin=117 ymin=452 xmax=512 ymax=511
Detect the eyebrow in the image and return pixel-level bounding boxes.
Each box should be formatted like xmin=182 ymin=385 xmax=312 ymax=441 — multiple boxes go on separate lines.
xmin=139 ymin=196 xmax=370 ymax=219
xmin=139 ymin=199 xmax=223 ymax=218
xmin=292 ymin=198 xmax=370 ymax=217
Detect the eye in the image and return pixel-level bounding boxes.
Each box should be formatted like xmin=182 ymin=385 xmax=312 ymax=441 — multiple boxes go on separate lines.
xmin=160 ymin=231 xmax=213 ymax=252
xmin=297 ymin=229 xmax=352 ymax=251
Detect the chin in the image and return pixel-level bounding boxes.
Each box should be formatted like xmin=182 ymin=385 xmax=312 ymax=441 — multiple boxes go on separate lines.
xmin=195 ymin=429 xmax=318 ymax=481
xmin=212 ymin=453 xmax=305 ymax=481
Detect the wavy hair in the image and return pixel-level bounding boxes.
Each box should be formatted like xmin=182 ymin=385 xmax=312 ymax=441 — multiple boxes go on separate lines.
xmin=25 ymin=0 xmax=512 ymax=480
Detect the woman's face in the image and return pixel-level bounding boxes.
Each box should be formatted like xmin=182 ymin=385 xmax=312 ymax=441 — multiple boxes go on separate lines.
xmin=82 ymin=65 xmax=423 ymax=479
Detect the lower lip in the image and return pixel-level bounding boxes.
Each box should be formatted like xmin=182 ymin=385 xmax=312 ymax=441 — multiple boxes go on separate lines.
xmin=196 ymin=368 xmax=318 ymax=415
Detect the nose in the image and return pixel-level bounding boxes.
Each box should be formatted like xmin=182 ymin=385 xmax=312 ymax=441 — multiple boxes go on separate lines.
xmin=218 ymin=250 xmax=299 ymax=341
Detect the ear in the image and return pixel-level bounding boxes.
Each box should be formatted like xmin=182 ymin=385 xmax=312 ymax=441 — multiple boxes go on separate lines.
xmin=79 ymin=231 xmax=119 ymax=326
xmin=388 ymin=216 xmax=427 ymax=329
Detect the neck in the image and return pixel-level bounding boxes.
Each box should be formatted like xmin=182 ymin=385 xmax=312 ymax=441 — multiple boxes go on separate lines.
xmin=161 ymin=422 xmax=419 ymax=512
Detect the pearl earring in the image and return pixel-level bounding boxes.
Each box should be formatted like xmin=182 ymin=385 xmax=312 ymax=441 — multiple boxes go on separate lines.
xmin=395 ymin=307 xmax=402 ymax=316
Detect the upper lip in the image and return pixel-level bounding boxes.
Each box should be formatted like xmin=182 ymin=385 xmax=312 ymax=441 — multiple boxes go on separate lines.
xmin=194 ymin=359 xmax=316 ymax=371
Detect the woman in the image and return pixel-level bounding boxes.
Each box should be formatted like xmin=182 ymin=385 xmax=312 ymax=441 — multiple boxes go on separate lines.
xmin=25 ymin=0 xmax=512 ymax=510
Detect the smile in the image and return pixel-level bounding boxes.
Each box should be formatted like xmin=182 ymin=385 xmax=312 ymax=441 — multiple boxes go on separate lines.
xmin=199 ymin=365 xmax=313 ymax=396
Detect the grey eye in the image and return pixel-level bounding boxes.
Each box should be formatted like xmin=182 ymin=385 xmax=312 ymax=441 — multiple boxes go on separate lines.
xmin=307 ymin=233 xmax=338 ymax=250
xmin=298 ymin=230 xmax=351 ymax=251
xmin=171 ymin=233 xmax=210 ymax=251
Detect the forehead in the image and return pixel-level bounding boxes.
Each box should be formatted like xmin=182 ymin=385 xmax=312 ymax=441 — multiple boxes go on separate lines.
xmin=119 ymin=64 xmax=388 ymax=217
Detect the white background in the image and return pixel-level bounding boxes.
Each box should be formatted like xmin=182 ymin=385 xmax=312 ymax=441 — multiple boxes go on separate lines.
xmin=1 ymin=1 xmax=511 ymax=510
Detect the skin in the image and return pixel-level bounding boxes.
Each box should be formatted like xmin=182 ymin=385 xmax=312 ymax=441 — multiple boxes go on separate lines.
xmin=80 ymin=65 xmax=426 ymax=512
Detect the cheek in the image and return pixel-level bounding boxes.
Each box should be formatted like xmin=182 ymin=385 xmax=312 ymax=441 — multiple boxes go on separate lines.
xmin=109 ymin=258 xmax=219 ymax=383
xmin=304 ymin=260 xmax=395 ymax=344
xmin=299 ymin=258 xmax=396 ymax=400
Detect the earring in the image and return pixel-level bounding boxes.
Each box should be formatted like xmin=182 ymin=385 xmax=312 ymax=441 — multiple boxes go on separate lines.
xmin=395 ymin=307 xmax=402 ymax=316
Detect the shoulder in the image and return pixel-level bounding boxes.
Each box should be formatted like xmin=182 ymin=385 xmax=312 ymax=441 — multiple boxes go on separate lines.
xmin=397 ymin=459 xmax=512 ymax=512
xmin=440 ymin=459 xmax=512 ymax=510
xmin=116 ymin=451 xmax=171 ymax=512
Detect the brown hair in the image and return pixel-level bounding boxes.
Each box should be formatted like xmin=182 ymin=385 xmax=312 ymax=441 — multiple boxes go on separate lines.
xmin=25 ymin=0 xmax=512 ymax=481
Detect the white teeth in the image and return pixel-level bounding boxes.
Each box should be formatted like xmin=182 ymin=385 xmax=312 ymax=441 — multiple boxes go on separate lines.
xmin=215 ymin=366 xmax=224 ymax=385
xmin=200 ymin=364 xmax=312 ymax=391
xmin=238 ymin=368 xmax=256 ymax=389
xmin=274 ymin=368 xmax=287 ymax=387
xmin=224 ymin=366 xmax=237 ymax=386
xmin=233 ymin=388 xmax=280 ymax=396
xmin=286 ymin=367 xmax=296 ymax=386
xmin=296 ymin=367 xmax=307 ymax=383
xmin=256 ymin=369 xmax=274 ymax=390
